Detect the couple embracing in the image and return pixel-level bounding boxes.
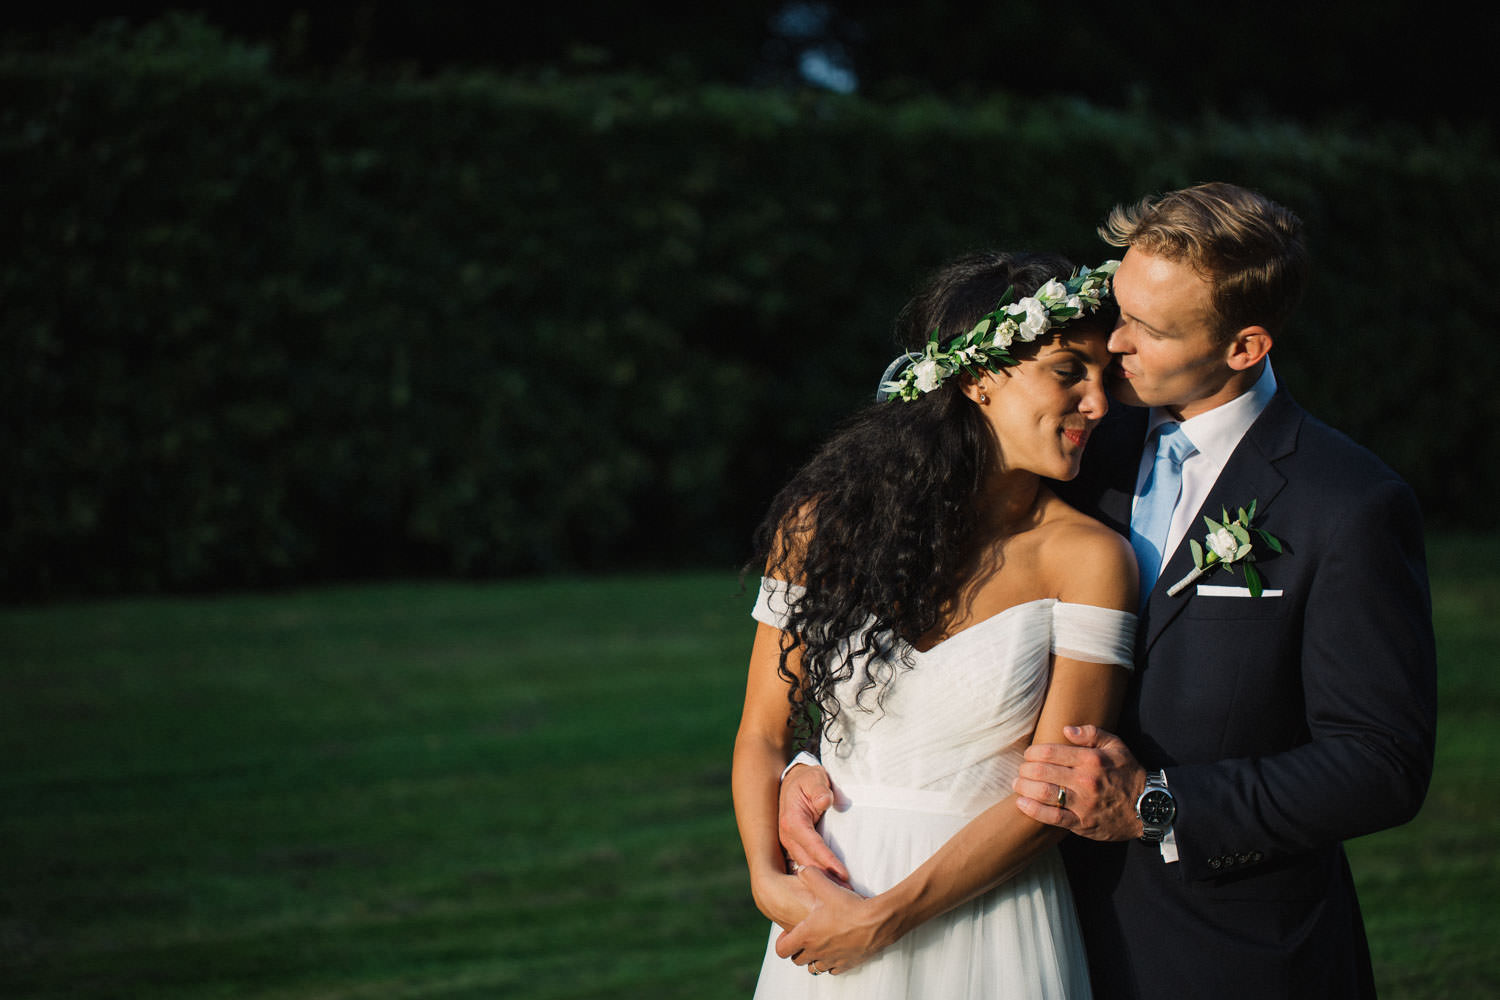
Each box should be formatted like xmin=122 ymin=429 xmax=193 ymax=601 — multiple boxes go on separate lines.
xmin=731 ymin=183 xmax=1436 ymax=998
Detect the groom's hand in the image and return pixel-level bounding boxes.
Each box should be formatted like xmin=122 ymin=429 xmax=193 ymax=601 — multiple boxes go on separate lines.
xmin=1013 ymin=725 xmax=1147 ymax=842
xmin=778 ymin=763 xmax=850 ymax=884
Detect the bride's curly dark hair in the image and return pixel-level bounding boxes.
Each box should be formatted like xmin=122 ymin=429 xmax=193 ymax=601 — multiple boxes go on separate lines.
xmin=749 ymin=250 xmax=1110 ymax=743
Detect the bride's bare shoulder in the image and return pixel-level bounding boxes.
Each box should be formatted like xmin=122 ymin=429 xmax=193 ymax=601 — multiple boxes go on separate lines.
xmin=1037 ymin=493 xmax=1137 ymax=609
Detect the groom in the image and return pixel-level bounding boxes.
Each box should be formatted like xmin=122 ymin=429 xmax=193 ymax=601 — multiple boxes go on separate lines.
xmin=776 ymin=182 xmax=1437 ymax=997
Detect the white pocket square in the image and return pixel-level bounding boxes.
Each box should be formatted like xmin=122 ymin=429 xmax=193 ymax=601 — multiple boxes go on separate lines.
xmin=1196 ymin=584 xmax=1283 ymax=598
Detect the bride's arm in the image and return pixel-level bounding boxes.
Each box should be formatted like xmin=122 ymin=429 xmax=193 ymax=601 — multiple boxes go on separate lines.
xmin=774 ymin=653 xmax=1129 ymax=971
xmin=732 ymin=618 xmax=818 ymax=930
xmin=773 ymin=527 xmax=1135 ymax=974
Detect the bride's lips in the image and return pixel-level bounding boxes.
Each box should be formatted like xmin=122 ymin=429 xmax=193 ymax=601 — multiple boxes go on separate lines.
xmin=1062 ymin=428 xmax=1088 ymax=447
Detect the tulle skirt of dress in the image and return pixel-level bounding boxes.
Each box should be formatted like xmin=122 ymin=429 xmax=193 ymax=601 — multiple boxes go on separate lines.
xmin=752 ymin=784 xmax=1092 ymax=999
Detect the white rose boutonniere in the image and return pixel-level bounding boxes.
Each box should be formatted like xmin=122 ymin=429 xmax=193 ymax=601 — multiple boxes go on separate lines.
xmin=1205 ymin=526 xmax=1245 ymax=564
xmin=1166 ymin=499 xmax=1284 ymax=597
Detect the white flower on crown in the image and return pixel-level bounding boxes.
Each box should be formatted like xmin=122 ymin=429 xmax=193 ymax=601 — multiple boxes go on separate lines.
xmin=992 ymin=317 xmax=1020 ymax=349
xmin=912 ymin=358 xmax=944 ymax=393
xmin=1035 ymin=278 xmax=1069 ymax=304
xmin=877 ymin=260 xmax=1119 ymax=402
xmin=1007 ymin=297 xmax=1051 ymax=342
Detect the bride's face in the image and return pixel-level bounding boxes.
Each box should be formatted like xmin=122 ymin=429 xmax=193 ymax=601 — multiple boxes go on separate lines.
xmin=964 ymin=325 xmax=1111 ymax=481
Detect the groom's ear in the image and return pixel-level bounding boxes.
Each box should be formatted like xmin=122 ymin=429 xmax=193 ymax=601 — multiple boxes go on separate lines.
xmin=1224 ymin=325 xmax=1273 ymax=371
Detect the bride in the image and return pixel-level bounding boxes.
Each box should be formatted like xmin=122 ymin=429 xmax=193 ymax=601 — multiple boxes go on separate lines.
xmin=732 ymin=251 xmax=1137 ymax=997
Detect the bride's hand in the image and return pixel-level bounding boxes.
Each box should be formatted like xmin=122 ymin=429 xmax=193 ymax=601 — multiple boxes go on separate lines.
xmin=753 ymin=871 xmax=819 ymax=931
xmin=773 ymin=868 xmax=891 ymax=976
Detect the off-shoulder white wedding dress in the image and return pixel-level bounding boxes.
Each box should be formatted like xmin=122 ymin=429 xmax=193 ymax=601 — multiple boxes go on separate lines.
xmin=751 ymin=579 xmax=1135 ymax=999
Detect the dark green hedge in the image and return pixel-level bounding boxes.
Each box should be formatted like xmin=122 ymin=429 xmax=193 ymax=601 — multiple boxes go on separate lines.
xmin=4 ymin=23 xmax=1497 ymax=597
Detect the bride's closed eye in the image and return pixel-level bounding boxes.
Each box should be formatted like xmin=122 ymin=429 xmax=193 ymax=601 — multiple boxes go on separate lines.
xmin=1052 ymin=365 xmax=1085 ymax=385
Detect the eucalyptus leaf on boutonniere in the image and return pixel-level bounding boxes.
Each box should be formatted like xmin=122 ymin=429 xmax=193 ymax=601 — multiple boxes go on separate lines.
xmin=1166 ymin=499 xmax=1284 ymax=597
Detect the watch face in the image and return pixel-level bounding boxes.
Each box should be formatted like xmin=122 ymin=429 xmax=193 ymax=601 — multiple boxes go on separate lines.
xmin=1139 ymin=789 xmax=1175 ymax=825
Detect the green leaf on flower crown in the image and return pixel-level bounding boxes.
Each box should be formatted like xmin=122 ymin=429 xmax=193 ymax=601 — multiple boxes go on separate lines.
xmin=1255 ymin=528 xmax=1283 ymax=553
xmin=1190 ymin=538 xmax=1205 ymax=569
xmin=1244 ymin=562 xmax=1264 ymax=598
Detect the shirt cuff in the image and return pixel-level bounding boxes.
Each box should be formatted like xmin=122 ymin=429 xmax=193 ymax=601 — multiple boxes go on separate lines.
xmin=780 ymin=750 xmax=821 ymax=782
xmin=1158 ymin=769 xmax=1179 ymax=863
xmin=1160 ymin=827 xmax=1179 ymax=863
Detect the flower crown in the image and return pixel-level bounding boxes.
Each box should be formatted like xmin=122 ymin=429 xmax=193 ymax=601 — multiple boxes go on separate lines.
xmin=878 ymin=260 xmax=1121 ymax=402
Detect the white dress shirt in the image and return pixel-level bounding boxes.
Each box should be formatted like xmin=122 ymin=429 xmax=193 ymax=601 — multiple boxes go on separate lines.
xmin=1130 ymin=361 xmax=1277 ymax=862
xmin=1133 ymin=362 xmax=1279 ymax=572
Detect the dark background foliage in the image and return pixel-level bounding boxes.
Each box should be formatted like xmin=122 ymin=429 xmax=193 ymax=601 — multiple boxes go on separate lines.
xmin=4 ymin=12 xmax=1497 ymax=598
xmin=8 ymin=1 xmax=1489 ymax=127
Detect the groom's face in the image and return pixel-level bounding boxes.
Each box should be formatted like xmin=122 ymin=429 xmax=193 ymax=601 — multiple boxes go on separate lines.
xmin=1106 ymin=249 xmax=1237 ymax=420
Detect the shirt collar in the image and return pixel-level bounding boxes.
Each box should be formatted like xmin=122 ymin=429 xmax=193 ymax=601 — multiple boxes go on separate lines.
xmin=1144 ymin=361 xmax=1277 ymax=464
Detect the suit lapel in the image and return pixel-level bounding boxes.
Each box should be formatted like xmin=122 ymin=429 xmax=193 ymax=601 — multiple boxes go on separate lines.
xmin=1141 ymin=389 xmax=1302 ymax=653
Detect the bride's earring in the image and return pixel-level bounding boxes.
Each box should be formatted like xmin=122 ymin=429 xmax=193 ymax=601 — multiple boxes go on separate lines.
xmin=978 ymin=392 xmax=989 ymax=405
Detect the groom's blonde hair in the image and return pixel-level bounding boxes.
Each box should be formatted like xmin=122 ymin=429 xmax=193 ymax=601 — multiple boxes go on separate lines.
xmin=1100 ymin=182 xmax=1307 ymax=342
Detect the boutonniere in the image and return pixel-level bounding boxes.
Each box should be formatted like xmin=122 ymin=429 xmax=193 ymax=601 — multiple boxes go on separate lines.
xmin=1166 ymin=499 xmax=1284 ymax=597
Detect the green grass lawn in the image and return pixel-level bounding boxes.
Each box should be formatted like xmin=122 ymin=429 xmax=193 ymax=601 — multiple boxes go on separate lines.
xmin=3 ymin=537 xmax=1496 ymax=998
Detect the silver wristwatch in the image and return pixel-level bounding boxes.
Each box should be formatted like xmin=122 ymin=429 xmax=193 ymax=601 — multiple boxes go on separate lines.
xmin=1135 ymin=770 xmax=1176 ymax=843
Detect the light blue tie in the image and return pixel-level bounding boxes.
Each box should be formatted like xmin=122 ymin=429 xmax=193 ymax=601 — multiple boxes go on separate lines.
xmin=1131 ymin=422 xmax=1196 ymax=599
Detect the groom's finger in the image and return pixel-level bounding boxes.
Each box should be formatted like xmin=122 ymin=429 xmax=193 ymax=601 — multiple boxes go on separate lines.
xmin=1063 ymin=725 xmax=1138 ymax=765
xmin=780 ymin=805 xmax=847 ymax=881
xmin=783 ymin=841 xmax=849 ymax=885
xmin=1014 ymin=792 xmax=1078 ymax=831
xmin=1019 ymin=749 xmax=1088 ymax=786
xmin=1062 ymin=723 xmax=1106 ymax=746
xmin=780 ymin=812 xmax=845 ymax=882
xmin=1016 ymin=757 xmax=1076 ymax=786
xmin=1012 ymin=772 xmax=1074 ymax=806
xmin=779 ymin=768 xmax=850 ymax=882
xmin=1022 ymin=741 xmax=1092 ymax=767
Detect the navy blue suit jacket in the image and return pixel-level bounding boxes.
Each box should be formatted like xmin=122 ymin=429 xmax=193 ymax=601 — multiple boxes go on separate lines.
xmin=1057 ymin=386 xmax=1437 ymax=999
